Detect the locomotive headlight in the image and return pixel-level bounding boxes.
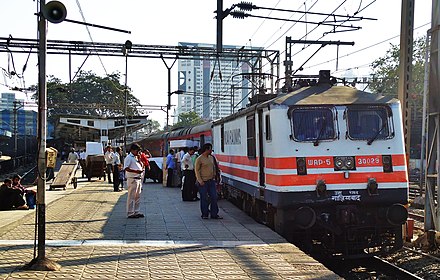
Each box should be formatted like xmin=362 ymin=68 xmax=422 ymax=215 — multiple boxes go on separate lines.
xmin=334 ymin=156 xmax=356 ymax=171
xmin=345 ymin=157 xmax=355 ymax=169
xmin=335 ymin=157 xmax=344 ymax=169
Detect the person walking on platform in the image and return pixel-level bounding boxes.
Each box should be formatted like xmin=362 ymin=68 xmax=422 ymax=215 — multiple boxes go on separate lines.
xmin=67 ymin=148 xmax=79 ymax=164
xmin=195 ymin=143 xmax=222 ymax=219
xmin=104 ymin=146 xmax=114 ymax=184
xmin=181 ymin=147 xmax=197 ymax=201
xmin=113 ymin=147 xmax=122 ymax=192
xmin=139 ymin=149 xmax=151 ymax=183
xmin=166 ymin=149 xmax=175 ymax=188
xmin=124 ymin=144 xmax=144 ymax=218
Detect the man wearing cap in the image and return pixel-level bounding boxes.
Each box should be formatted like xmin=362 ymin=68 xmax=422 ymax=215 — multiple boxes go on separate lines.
xmin=123 ymin=143 xmax=144 ymax=218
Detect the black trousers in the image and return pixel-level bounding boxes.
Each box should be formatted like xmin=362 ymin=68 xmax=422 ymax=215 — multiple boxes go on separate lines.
xmin=167 ymin=168 xmax=174 ymax=187
xmin=113 ymin=165 xmax=120 ymax=191
xmin=182 ymin=170 xmax=196 ymax=201
xmin=106 ymin=164 xmax=113 ymax=183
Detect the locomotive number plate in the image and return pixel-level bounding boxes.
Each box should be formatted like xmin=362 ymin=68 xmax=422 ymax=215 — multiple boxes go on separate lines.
xmin=356 ymin=155 xmax=381 ymax=167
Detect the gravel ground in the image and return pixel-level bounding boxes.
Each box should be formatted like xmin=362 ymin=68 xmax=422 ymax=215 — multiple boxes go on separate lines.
xmin=383 ymin=205 xmax=440 ymax=279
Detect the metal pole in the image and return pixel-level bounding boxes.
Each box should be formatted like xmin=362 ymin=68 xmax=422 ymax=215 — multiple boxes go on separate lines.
xmin=23 ymin=0 xmax=59 ymax=271
xmin=124 ymin=54 xmax=128 ymax=152
xmin=37 ymin=0 xmax=48 ymax=262
xmin=13 ymin=101 xmax=18 ymax=167
xmin=167 ymin=67 xmax=171 ymax=130
xmin=397 ymin=0 xmax=414 ymax=158
xmin=420 ymin=32 xmax=431 ymax=192
xmin=216 ymin=0 xmax=223 ymax=53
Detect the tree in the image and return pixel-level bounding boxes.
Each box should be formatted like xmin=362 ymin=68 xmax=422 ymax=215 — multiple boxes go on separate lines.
xmin=172 ymin=111 xmax=204 ymax=128
xmin=31 ymin=71 xmax=141 ymax=125
xmin=369 ymin=36 xmax=426 ymax=98
xmin=369 ymin=36 xmax=427 ymax=158
xmin=145 ymin=119 xmax=161 ymax=134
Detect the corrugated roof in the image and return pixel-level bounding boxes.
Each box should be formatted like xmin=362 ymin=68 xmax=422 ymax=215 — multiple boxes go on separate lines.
xmin=274 ymin=84 xmax=398 ymax=106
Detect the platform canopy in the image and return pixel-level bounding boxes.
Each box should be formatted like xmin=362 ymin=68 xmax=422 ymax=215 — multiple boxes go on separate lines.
xmin=55 ymin=114 xmax=149 ymax=144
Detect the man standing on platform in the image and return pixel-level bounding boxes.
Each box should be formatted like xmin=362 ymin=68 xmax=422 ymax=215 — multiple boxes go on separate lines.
xmin=166 ymin=149 xmax=175 ymax=188
xmin=181 ymin=147 xmax=197 ymax=201
xmin=195 ymin=143 xmax=222 ymax=219
xmin=124 ymin=144 xmax=144 ymax=218
xmin=104 ymin=146 xmax=114 ymax=184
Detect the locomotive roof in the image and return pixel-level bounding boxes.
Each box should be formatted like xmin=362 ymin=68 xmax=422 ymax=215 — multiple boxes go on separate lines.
xmin=274 ymin=84 xmax=398 ymax=106
xmin=215 ymin=84 xmax=398 ymax=125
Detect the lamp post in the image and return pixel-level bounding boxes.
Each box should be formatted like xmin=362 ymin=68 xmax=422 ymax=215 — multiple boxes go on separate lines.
xmin=166 ymin=90 xmax=184 ymax=130
xmin=122 ymin=40 xmax=132 ymax=151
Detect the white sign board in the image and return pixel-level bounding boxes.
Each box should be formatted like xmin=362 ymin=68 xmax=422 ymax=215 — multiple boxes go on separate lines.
xmin=86 ymin=142 xmax=104 ymax=157
xmin=169 ymin=140 xmax=199 ymax=148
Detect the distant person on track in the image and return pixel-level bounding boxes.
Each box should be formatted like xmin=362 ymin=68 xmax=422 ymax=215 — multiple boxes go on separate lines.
xmin=195 ymin=143 xmax=222 ymax=220
xmin=124 ymin=143 xmax=144 ymax=218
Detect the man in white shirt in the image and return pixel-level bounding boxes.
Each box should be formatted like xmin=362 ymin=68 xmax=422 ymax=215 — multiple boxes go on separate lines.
xmin=104 ymin=146 xmax=114 ymax=184
xmin=124 ymin=143 xmax=144 ymax=218
xmin=181 ymin=147 xmax=198 ymax=201
xmin=67 ymin=148 xmax=79 ymax=164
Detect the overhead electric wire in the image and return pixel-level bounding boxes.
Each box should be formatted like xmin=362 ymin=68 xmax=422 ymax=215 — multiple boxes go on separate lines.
xmin=303 ymin=22 xmax=431 ymax=70
xmin=75 ymin=0 xmax=108 ymax=76
xmin=265 ymin=0 xmax=321 ymax=49
xmin=248 ymin=0 xmax=283 ymax=40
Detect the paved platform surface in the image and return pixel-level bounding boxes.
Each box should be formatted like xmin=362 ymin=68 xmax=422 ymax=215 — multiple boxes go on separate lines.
xmin=0 ymin=176 xmax=340 ymax=279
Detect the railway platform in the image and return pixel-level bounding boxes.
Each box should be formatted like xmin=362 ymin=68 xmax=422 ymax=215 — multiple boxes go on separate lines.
xmin=0 ymin=177 xmax=340 ymax=279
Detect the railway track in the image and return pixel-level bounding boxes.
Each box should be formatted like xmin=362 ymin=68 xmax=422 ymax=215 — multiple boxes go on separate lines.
xmin=323 ymin=255 xmax=424 ymax=279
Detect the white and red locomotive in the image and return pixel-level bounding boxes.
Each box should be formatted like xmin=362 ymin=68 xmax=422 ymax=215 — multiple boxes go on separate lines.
xmin=139 ymin=73 xmax=409 ymax=257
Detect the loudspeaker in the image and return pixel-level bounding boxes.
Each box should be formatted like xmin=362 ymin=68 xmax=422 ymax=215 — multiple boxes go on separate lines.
xmin=43 ymin=1 xmax=67 ymax=24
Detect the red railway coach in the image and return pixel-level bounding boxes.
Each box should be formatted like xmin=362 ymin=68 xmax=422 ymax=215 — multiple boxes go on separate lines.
xmin=137 ymin=122 xmax=213 ymax=157
xmin=212 ymin=76 xmax=409 ymax=257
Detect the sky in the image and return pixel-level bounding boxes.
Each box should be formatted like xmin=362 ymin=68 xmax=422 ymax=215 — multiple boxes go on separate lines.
xmin=0 ymin=0 xmax=433 ymax=125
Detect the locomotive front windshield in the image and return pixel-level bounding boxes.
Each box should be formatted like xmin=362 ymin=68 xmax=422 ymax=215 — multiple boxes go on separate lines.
xmin=346 ymin=106 xmax=391 ymax=141
xmin=292 ymin=108 xmax=335 ymax=142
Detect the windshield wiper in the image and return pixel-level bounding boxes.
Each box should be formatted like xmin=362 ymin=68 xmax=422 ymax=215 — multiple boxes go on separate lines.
xmin=313 ymin=119 xmax=327 ymax=146
xmin=367 ymin=122 xmax=387 ymax=145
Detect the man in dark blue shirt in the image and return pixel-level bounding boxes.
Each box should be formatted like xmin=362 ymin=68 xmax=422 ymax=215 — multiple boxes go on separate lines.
xmin=166 ymin=149 xmax=175 ymax=187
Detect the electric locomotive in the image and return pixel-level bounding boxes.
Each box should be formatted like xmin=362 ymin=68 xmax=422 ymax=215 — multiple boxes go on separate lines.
xmin=213 ymin=71 xmax=408 ymax=257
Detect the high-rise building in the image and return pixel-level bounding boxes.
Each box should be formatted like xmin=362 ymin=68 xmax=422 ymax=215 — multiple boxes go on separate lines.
xmin=0 ymin=92 xmax=36 ymax=136
xmin=177 ymin=42 xmax=258 ymax=121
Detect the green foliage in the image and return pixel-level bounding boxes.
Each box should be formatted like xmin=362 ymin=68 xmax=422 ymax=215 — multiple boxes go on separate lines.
xmin=31 ymin=71 xmax=141 ymax=125
xmin=145 ymin=119 xmax=161 ymax=134
xmin=369 ymin=36 xmax=427 ymax=158
xmin=172 ymin=111 xmax=204 ymax=128
xmin=370 ymin=36 xmax=426 ymax=99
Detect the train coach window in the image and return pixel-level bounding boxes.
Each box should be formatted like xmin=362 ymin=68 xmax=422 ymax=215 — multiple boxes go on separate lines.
xmin=265 ymin=114 xmax=272 ymax=141
xmin=247 ymin=115 xmax=256 ymax=158
xmin=291 ymin=107 xmax=335 ymax=142
xmin=346 ymin=106 xmax=392 ymax=141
